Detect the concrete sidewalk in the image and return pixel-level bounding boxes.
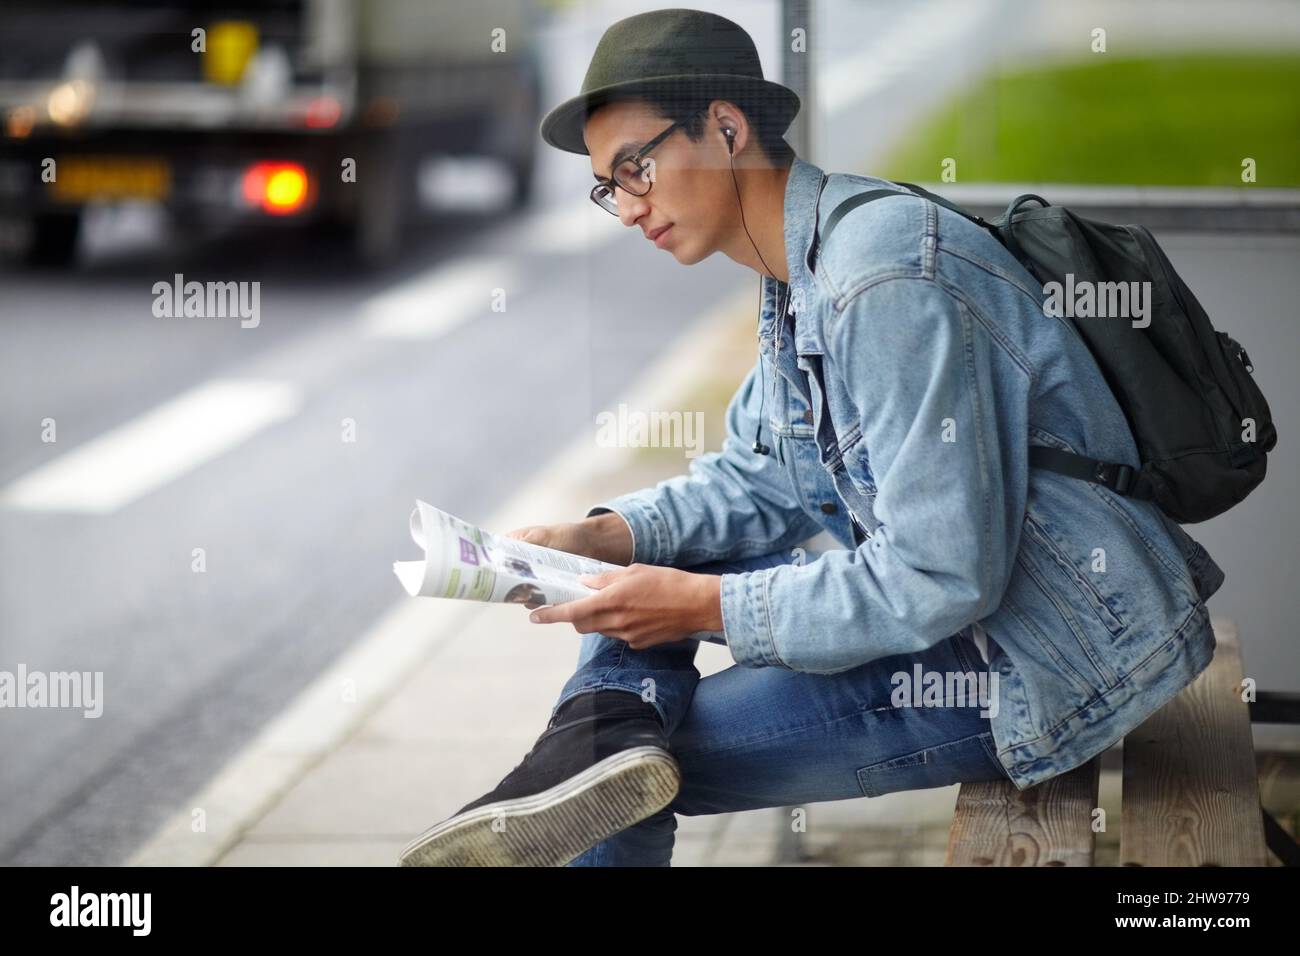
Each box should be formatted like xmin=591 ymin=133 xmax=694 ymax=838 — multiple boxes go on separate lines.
xmin=127 ymin=283 xmax=986 ymax=867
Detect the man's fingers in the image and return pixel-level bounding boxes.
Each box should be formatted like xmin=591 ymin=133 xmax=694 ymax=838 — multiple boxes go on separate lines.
xmin=529 ymin=596 xmax=601 ymax=629
xmin=529 ymin=603 xmax=571 ymax=625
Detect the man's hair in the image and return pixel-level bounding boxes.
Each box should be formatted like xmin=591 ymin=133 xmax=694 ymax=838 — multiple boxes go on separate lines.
xmin=589 ymin=85 xmax=796 ymax=167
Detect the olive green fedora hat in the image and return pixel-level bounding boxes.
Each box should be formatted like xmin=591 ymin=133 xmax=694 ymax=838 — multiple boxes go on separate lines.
xmin=539 ymin=7 xmax=800 ymax=156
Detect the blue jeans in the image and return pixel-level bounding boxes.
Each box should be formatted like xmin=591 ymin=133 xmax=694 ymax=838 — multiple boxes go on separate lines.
xmin=553 ymin=548 xmax=1013 ymax=866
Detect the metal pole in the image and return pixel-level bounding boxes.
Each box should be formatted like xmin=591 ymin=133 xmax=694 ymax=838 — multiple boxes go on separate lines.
xmin=781 ymin=0 xmax=814 ymax=161
xmin=777 ymin=0 xmax=815 ymax=863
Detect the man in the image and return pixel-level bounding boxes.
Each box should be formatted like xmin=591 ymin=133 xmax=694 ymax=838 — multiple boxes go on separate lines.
xmin=399 ymin=8 xmax=1222 ymax=867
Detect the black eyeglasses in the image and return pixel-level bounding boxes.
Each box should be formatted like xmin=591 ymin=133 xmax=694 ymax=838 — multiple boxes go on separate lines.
xmin=589 ymin=121 xmax=684 ymax=216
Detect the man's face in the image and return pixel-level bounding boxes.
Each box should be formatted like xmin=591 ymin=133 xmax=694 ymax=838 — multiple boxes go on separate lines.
xmin=583 ymin=99 xmax=732 ymax=264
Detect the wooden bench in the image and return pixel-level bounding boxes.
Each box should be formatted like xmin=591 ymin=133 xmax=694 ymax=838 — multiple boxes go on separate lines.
xmin=945 ymin=617 xmax=1281 ymax=866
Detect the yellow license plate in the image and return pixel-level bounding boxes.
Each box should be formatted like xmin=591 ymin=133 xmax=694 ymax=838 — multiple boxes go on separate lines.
xmin=50 ymin=156 xmax=172 ymax=202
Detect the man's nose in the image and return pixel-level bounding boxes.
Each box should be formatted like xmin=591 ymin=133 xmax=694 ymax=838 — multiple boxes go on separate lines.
xmin=616 ymin=188 xmax=649 ymax=227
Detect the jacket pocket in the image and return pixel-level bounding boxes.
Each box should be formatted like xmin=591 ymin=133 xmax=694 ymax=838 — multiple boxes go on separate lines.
xmin=843 ymin=433 xmax=878 ymax=496
xmin=1021 ymin=512 xmax=1128 ymax=638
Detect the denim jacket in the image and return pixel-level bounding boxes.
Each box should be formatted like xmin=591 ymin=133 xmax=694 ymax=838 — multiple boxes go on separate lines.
xmin=586 ymin=157 xmax=1225 ymax=790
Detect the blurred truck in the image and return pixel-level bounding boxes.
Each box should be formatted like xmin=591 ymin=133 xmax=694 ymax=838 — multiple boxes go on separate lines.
xmin=0 ymin=0 xmax=542 ymax=265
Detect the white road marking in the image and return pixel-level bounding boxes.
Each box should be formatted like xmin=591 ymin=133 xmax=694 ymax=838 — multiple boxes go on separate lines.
xmin=1 ymin=379 xmax=301 ymax=514
xmin=358 ymin=255 xmax=516 ymax=339
xmin=517 ymin=199 xmax=626 ymax=255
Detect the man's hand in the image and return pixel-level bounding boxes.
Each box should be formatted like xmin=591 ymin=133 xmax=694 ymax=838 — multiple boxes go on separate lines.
xmin=502 ymin=515 xmax=636 ymax=609
xmin=503 ymin=512 xmax=633 ymax=566
xmin=527 ymin=564 xmax=724 ymax=651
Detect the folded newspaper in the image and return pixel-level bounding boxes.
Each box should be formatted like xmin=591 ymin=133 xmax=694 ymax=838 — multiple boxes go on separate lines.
xmin=392 ymin=499 xmax=626 ymax=607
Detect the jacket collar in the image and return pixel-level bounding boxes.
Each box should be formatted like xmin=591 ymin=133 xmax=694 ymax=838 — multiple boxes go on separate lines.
xmin=758 ymin=156 xmax=829 ymax=351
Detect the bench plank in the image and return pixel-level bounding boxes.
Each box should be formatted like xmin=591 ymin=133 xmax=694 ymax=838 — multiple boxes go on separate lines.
xmin=945 ymin=757 xmax=1100 ymax=866
xmin=1120 ymin=617 xmax=1267 ymax=866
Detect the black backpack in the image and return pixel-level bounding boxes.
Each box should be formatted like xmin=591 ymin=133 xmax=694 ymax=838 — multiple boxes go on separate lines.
xmin=817 ymin=181 xmax=1277 ymax=525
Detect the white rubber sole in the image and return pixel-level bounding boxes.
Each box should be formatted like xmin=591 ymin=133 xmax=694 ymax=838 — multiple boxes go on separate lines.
xmin=397 ymin=745 xmax=682 ymax=867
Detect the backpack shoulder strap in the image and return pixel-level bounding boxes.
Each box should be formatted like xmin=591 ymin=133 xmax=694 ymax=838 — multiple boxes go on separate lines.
xmin=891 ymin=180 xmax=997 ymax=231
xmin=815 ymin=181 xmax=1000 ymax=265
xmin=807 ymin=186 xmax=898 ymax=275
xmin=820 ymin=188 xmax=911 ymax=248
xmin=1028 ymin=445 xmax=1156 ymax=500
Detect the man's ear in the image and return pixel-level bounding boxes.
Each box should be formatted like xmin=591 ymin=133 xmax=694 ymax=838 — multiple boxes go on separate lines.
xmin=710 ymin=101 xmax=748 ymax=151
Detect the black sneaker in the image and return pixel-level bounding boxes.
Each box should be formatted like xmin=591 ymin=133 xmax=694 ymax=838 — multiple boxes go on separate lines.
xmin=398 ymin=689 xmax=680 ymax=866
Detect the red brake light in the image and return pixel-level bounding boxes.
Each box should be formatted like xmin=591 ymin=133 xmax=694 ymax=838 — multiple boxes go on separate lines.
xmin=242 ymin=162 xmax=310 ymax=215
xmin=303 ymin=96 xmax=342 ymax=129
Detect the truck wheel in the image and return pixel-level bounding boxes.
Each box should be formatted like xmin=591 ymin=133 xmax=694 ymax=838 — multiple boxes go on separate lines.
xmin=26 ymin=212 xmax=81 ymax=267
xmin=504 ymin=60 xmax=541 ymax=212
xmin=508 ymin=148 xmax=536 ymax=211
xmin=354 ymin=137 xmax=412 ymax=266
